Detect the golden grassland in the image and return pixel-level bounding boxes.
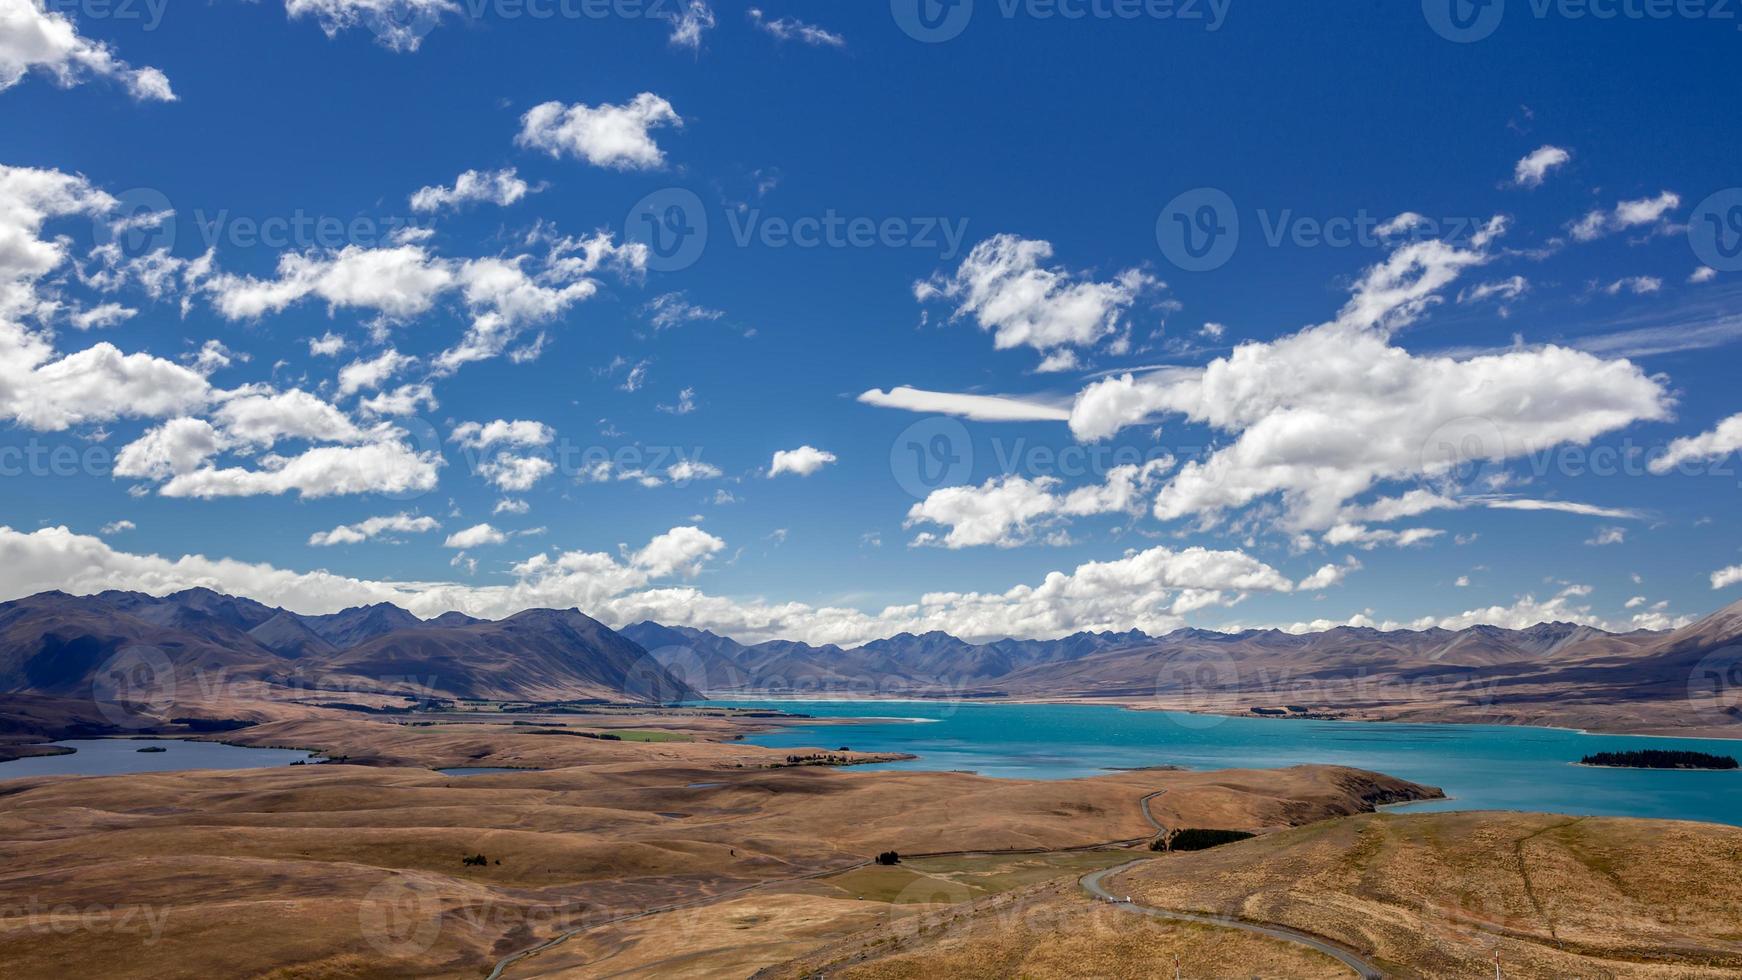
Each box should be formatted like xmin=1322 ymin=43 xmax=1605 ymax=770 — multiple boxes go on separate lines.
xmin=759 ymin=878 xmax=1348 ymax=980
xmin=1111 ymin=810 xmax=1742 ymax=978
xmin=0 ymin=709 xmax=1435 ymax=979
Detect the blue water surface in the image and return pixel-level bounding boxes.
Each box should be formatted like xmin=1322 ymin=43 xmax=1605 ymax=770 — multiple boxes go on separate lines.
xmin=0 ymin=739 xmax=318 ymax=779
xmin=703 ymin=700 xmax=1742 ymax=826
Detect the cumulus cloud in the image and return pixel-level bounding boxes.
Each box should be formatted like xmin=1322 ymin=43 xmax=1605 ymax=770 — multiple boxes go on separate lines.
xmin=208 ymin=244 xmax=455 ymax=321
xmin=768 ymin=445 xmax=836 ymax=477
xmin=915 ymin=234 xmax=1158 ymax=371
xmin=1298 ymin=557 xmax=1361 ymax=591
xmin=1585 ymin=526 xmax=1626 ymax=546
xmin=1714 ymin=565 xmax=1742 ymax=591
xmin=1065 ymin=225 xmax=1669 ymax=532
xmin=905 ymin=458 xmax=1173 ymax=549
xmin=409 ymin=168 xmax=534 ymax=213
xmin=1570 ymin=191 xmax=1680 ymax=242
xmin=0 ymin=0 xmax=175 ymax=99
xmin=153 ymin=438 xmax=442 ymax=499
xmin=449 ymin=418 xmax=553 ymax=450
xmin=336 ymin=348 xmax=416 ymax=397
xmin=1512 ymin=145 xmax=1570 ymax=188
xmin=478 ymin=454 xmax=554 ymax=492
xmin=443 ymin=523 xmax=506 ymax=549
xmin=308 ymin=512 xmax=440 ymax=546
xmin=516 ymin=93 xmax=682 ymax=170
xmin=1650 ymin=413 xmax=1742 ymax=475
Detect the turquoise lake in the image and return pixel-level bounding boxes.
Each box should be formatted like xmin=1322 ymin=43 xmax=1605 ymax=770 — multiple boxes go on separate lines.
xmin=705 ymin=700 xmax=1742 ymax=827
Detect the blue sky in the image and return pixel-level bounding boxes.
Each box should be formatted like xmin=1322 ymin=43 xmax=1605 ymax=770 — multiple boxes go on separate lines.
xmin=2 ymin=0 xmax=1741 ymax=642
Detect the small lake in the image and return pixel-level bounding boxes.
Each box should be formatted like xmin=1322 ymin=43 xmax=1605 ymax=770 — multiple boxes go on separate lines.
xmin=704 ymin=699 xmax=1742 ymax=827
xmin=0 ymin=739 xmax=319 ymax=779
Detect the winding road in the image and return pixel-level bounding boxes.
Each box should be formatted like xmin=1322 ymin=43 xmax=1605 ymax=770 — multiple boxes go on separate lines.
xmin=1078 ymin=860 xmax=1385 ymax=979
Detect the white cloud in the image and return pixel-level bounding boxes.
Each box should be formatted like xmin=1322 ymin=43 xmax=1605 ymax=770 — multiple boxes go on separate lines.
xmin=1650 ymin=413 xmax=1742 ymax=474
xmin=1454 ymin=575 xmax=1470 ymax=587
xmin=309 ymin=512 xmax=439 ymax=547
xmin=1477 ymin=498 xmax=1643 ymax=520
xmin=857 ymin=385 xmax=1072 ymax=422
xmin=308 ymin=332 xmax=348 ymax=357
xmin=1585 ymin=526 xmax=1626 ymax=546
xmin=657 ymin=386 xmax=696 ymax=415
xmin=443 ymin=523 xmax=506 ymax=549
xmin=747 ymin=7 xmax=844 ymax=45
xmin=1065 ymin=228 xmax=1668 ymax=532
xmin=113 ymin=418 xmax=222 ymax=480
xmin=1714 ymin=565 xmax=1742 ymax=590
xmin=449 ymin=418 xmax=553 ymax=450
xmin=336 ymin=348 xmax=416 ymax=397
xmin=1199 ymin=321 xmax=1225 ymax=340
xmin=409 ymin=168 xmax=534 ymax=213
xmin=283 ymin=0 xmax=460 ymax=51
xmin=0 ymin=0 xmax=175 ymax=99
xmin=1690 ymin=266 xmax=1717 ymax=284
xmin=214 ymin=389 xmax=365 ymax=446
xmin=493 ymin=498 xmax=528 ymax=515
xmin=357 ymin=382 xmax=437 ymax=417
xmin=905 ymin=459 xmax=1173 ymax=549
xmin=1322 ymin=525 xmax=1444 ymax=550
xmin=1570 ymin=191 xmax=1680 ymax=241
xmin=68 ymin=302 xmax=133 ymax=330
xmin=1603 ymin=276 xmax=1661 ymax=296
xmin=478 ymin=454 xmax=554 ymax=492
xmin=643 ymin=291 xmax=723 ymax=330
xmin=769 ymin=445 xmax=836 ymax=477
xmin=1299 ymin=557 xmax=1361 ymax=591
xmin=630 ymin=526 xmax=724 ymax=578
xmin=1512 ymin=145 xmax=1570 ymax=188
xmin=516 ymin=93 xmax=682 ymax=170
xmin=916 ymin=234 xmax=1158 ymax=369
xmin=666 ymin=459 xmax=722 ymax=482
xmin=208 ymin=244 xmax=455 ymax=321
xmin=155 ymin=438 xmax=442 ymax=499
xmin=665 ymin=0 xmax=714 ymax=48
xmin=1457 ymin=275 xmax=1528 ymax=306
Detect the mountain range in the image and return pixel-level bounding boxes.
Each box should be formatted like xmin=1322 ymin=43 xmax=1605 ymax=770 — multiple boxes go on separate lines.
xmin=3 ymin=588 xmax=1740 ymax=734
xmin=0 ymin=588 xmax=698 ymax=706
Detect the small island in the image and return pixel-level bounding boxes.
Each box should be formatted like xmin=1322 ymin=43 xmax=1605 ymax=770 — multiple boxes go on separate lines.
xmin=136 ymin=746 xmax=168 ymax=753
xmin=1579 ymin=749 xmax=1738 ymax=771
